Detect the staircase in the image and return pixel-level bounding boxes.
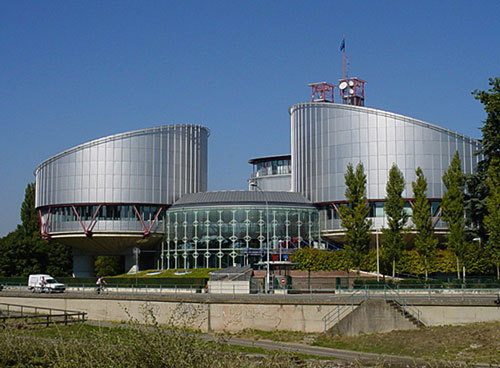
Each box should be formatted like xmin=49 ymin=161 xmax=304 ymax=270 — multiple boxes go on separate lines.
xmin=384 ymin=286 xmax=425 ymax=328
xmin=322 ymin=289 xmax=364 ymax=332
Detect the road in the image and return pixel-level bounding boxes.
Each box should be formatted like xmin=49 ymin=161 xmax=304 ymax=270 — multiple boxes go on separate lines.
xmin=1 ymin=286 xmax=499 ymax=306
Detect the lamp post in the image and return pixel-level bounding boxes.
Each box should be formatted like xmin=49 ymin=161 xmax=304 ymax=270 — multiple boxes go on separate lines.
xmin=249 ymin=181 xmax=270 ymax=293
xmin=376 ymin=229 xmax=380 ymax=282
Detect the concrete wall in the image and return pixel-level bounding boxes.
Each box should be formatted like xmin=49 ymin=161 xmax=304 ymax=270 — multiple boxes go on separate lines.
xmin=0 ymin=296 xmax=337 ymax=333
xmin=334 ymin=300 xmax=417 ymax=336
xmin=207 ymin=281 xmax=250 ymax=294
xmin=0 ymin=296 xmax=209 ymax=331
xmin=1 ymin=295 xmax=499 ymax=335
xmin=418 ymin=305 xmax=500 ymax=326
xmin=209 ymin=303 xmax=333 ymax=333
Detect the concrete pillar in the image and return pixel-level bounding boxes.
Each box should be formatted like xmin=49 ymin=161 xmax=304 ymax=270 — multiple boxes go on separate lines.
xmin=125 ymin=254 xmax=136 ymax=274
xmin=73 ymin=254 xmax=95 ymax=277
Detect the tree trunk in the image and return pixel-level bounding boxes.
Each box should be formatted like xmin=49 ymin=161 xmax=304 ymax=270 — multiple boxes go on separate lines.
xmin=456 ymin=256 xmax=460 ymax=280
xmin=497 ymin=263 xmax=499 ymax=280
xmin=392 ymin=259 xmax=395 ymax=279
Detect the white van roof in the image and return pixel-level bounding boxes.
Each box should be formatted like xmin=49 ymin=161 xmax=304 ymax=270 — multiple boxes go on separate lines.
xmin=29 ymin=274 xmax=53 ymax=278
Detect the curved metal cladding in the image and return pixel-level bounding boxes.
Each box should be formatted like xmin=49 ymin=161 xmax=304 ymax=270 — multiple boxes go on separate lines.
xmin=290 ymin=103 xmax=482 ymax=236
xmin=34 ymin=124 xmax=209 ymax=251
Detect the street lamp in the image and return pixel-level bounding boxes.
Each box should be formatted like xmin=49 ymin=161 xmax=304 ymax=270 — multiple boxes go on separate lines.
xmin=249 ymin=181 xmax=270 ymax=293
xmin=375 ymin=228 xmax=380 ymax=282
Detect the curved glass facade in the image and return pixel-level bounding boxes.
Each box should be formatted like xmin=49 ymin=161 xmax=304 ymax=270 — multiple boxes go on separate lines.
xmin=164 ymin=205 xmax=319 ymax=269
xmin=40 ymin=204 xmax=167 ymax=234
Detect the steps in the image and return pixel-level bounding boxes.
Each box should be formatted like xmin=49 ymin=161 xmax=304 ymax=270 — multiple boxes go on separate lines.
xmin=386 ymin=300 xmax=425 ymax=328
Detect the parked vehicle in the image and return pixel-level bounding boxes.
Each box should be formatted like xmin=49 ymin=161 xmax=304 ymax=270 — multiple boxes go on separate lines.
xmin=28 ymin=274 xmax=66 ymax=293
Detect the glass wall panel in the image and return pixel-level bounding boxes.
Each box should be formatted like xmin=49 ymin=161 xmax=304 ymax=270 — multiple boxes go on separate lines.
xmin=164 ymin=205 xmax=319 ymax=268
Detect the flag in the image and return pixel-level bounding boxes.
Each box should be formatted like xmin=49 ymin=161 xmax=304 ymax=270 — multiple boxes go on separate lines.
xmin=340 ymin=38 xmax=345 ymax=52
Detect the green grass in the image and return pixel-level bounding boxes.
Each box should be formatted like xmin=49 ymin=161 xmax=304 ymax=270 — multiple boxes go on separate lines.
xmin=112 ymin=268 xmax=218 ymax=278
xmin=316 ymin=322 xmax=500 ymax=364
xmin=222 ymin=329 xmax=320 ymax=344
xmin=225 ymin=322 xmax=500 ymax=364
xmin=222 ymin=343 xmax=335 ymax=362
xmin=1 ymin=322 xmax=338 ymax=367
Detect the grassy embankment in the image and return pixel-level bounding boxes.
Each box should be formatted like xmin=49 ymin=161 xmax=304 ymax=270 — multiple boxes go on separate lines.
xmin=0 ymin=321 xmax=339 ymax=367
xmin=1 ymin=316 xmax=498 ymax=366
xmin=226 ymin=321 xmax=500 ymax=364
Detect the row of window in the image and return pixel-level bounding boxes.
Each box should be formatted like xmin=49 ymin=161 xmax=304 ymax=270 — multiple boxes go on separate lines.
xmin=165 ymin=207 xmax=319 ymax=242
xmin=321 ymin=201 xmax=441 ymax=220
xmin=253 ymin=159 xmax=291 ymax=177
xmin=42 ymin=205 xmax=166 ymax=222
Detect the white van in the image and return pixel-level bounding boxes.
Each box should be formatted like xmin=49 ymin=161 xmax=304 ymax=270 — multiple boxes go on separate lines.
xmin=28 ymin=274 xmax=66 ymax=293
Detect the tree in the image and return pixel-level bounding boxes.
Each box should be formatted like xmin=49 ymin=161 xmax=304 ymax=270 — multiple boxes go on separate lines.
xmin=382 ymin=164 xmax=408 ymax=278
xmin=411 ymin=167 xmax=437 ymax=280
xmin=20 ymin=183 xmax=40 ymax=236
xmin=441 ymin=152 xmax=466 ymax=280
xmin=338 ymin=163 xmax=372 ymax=274
xmin=465 ymin=78 xmax=500 ymax=243
xmin=473 ymin=77 xmax=500 ymax=164
xmin=94 ymin=256 xmax=121 ymax=277
xmin=290 ymin=247 xmax=322 ymax=290
xmin=0 ymin=183 xmax=72 ymax=277
xmin=485 ymin=158 xmax=500 ymax=279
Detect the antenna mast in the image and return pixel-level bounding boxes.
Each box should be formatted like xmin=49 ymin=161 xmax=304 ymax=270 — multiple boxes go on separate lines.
xmin=338 ymin=36 xmax=367 ymax=106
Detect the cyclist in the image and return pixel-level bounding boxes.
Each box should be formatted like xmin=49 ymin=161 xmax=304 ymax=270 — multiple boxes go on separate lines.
xmin=40 ymin=276 xmax=47 ymax=293
xmin=96 ymin=276 xmax=107 ymax=294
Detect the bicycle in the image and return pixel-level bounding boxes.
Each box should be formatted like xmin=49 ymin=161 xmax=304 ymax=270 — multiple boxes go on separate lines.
xmin=96 ymin=285 xmax=107 ymax=294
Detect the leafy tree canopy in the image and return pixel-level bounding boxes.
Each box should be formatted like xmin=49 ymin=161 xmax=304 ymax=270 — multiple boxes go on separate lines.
xmin=473 ymin=77 xmax=500 ymax=164
xmin=0 ymin=183 xmax=72 ymax=277
xmin=411 ymin=167 xmax=437 ymax=280
xmin=338 ymin=163 xmax=372 ymax=272
xmin=465 ymin=77 xmax=500 ymax=239
xmin=441 ymin=152 xmax=466 ymax=278
xmin=485 ymin=158 xmax=500 ymax=278
xmin=382 ymin=164 xmax=408 ymax=276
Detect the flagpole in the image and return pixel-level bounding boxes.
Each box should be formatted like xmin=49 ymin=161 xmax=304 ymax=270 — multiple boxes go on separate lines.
xmin=341 ymin=35 xmax=346 ymax=80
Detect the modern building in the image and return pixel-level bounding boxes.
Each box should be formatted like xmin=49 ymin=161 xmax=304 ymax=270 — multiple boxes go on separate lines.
xmin=164 ymin=191 xmax=319 ymax=270
xmin=35 ymin=124 xmax=209 ymax=276
xmin=34 ymin=78 xmax=482 ymax=275
xmin=247 ymin=155 xmax=291 ymax=192
xmin=289 ymin=97 xmax=482 ymax=243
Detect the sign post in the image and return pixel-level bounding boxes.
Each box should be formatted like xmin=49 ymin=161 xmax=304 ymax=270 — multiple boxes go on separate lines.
xmin=133 ymin=247 xmax=141 ymax=286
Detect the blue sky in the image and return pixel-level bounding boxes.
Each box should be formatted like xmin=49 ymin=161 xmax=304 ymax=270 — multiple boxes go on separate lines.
xmin=0 ymin=1 xmax=498 ymax=236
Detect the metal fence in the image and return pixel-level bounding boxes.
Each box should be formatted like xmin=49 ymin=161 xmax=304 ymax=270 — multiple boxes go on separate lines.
xmin=0 ymin=302 xmax=86 ymax=327
xmin=1 ymin=282 xmax=499 ymax=298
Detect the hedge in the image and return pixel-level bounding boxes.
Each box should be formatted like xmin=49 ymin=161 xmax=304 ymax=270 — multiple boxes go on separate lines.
xmin=0 ymin=277 xmax=207 ymax=288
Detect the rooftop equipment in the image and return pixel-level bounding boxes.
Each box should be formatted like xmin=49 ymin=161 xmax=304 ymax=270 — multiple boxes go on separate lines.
xmin=308 ymin=82 xmax=335 ymax=103
xmin=338 ymin=77 xmax=366 ymax=106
